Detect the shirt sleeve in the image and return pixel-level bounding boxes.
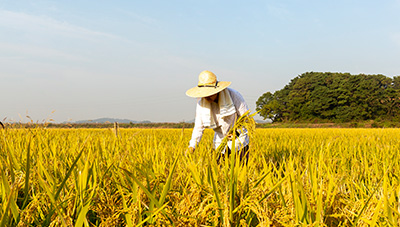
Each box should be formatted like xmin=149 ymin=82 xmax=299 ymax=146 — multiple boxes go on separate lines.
xmin=189 ymin=99 xmax=205 ymax=148
xmin=227 ymin=88 xmax=251 ymax=149
xmin=229 ymin=88 xmax=249 ymax=117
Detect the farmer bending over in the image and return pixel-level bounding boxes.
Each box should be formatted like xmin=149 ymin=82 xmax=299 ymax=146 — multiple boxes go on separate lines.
xmin=185 ymin=70 xmax=251 ymax=163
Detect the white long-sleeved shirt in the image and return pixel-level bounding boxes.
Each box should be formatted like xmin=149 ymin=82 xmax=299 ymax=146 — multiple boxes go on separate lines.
xmin=189 ymin=88 xmax=250 ymax=150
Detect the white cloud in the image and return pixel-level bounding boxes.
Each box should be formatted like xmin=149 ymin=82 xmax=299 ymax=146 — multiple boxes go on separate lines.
xmin=0 ymin=9 xmax=123 ymax=42
xmin=0 ymin=9 xmax=140 ymax=76
xmin=0 ymin=41 xmax=89 ymax=62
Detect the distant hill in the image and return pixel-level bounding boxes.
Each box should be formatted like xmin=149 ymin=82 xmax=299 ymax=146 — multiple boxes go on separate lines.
xmin=71 ymin=118 xmax=151 ymax=124
xmin=68 ymin=117 xmax=270 ymax=124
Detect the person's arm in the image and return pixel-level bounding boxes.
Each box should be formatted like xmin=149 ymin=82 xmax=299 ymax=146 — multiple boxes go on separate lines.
xmin=227 ymin=88 xmax=251 ymax=150
xmin=188 ymin=99 xmax=205 ymax=149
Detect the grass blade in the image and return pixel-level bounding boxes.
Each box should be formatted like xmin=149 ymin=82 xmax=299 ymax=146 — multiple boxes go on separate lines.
xmin=208 ymin=165 xmax=224 ymax=224
xmin=259 ymin=176 xmax=288 ymax=203
xmin=229 ymin=133 xmax=237 ymax=224
xmin=122 ymin=168 xmax=161 ymax=208
xmin=22 ymin=137 xmax=32 ymax=209
xmin=159 ymin=155 xmax=179 ymax=205
xmin=0 ymin=168 xmax=19 ymax=224
xmin=352 ymin=176 xmax=384 ymax=227
xmin=136 ymin=203 xmax=168 ymax=227
xmin=55 ymin=143 xmax=86 ymax=200
xmin=121 ymin=168 xmax=175 ymax=225
xmin=0 ymin=186 xmax=14 ymax=227
xmin=74 ymin=203 xmax=90 ymax=227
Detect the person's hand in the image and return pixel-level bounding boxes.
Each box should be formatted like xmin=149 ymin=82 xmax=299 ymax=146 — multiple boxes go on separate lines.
xmin=185 ymin=147 xmax=195 ymax=156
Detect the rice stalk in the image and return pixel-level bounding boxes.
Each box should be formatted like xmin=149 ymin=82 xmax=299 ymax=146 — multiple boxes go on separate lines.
xmin=207 ymin=164 xmax=224 ymax=225
xmin=215 ymin=110 xmax=256 ymax=156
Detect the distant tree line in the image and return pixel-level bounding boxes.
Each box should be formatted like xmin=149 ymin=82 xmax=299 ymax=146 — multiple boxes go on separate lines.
xmin=256 ymin=72 xmax=400 ymax=122
xmin=0 ymin=122 xmax=196 ymax=129
xmin=45 ymin=122 xmax=195 ymax=129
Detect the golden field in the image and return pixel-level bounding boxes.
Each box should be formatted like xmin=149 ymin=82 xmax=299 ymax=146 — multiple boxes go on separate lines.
xmin=1 ymin=128 xmax=400 ymax=226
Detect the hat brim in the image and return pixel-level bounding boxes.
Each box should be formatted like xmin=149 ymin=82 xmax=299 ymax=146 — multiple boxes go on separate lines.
xmin=186 ymin=81 xmax=231 ymax=98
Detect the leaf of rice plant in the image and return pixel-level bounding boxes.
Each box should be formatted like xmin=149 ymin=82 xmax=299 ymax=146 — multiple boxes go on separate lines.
xmin=74 ymin=203 xmax=90 ymax=227
xmin=21 ymin=137 xmax=32 ymax=209
xmin=159 ymin=155 xmax=179 ymax=205
xmin=259 ymin=176 xmax=288 ymax=203
xmin=352 ymin=176 xmax=384 ymax=227
xmin=0 ymin=186 xmax=14 ymax=227
xmin=208 ymin=165 xmax=224 ymax=224
xmin=135 ymin=203 xmax=168 ymax=227
xmin=0 ymin=168 xmax=19 ymax=223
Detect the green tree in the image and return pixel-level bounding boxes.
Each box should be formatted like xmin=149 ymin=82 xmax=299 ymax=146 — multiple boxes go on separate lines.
xmin=256 ymin=72 xmax=400 ymax=122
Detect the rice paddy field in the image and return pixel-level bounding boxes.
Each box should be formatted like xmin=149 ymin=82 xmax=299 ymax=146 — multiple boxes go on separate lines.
xmin=1 ymin=127 xmax=400 ymax=226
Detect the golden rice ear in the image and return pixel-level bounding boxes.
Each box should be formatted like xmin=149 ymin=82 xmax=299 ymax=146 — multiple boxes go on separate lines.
xmin=0 ymin=121 xmax=4 ymax=129
xmin=215 ymin=110 xmax=256 ymax=155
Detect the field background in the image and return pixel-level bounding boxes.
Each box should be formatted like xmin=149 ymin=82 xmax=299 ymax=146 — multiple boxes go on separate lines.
xmin=1 ymin=128 xmax=400 ymax=226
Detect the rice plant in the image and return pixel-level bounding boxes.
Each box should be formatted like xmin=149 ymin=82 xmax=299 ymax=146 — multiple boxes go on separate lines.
xmin=0 ymin=127 xmax=399 ymax=226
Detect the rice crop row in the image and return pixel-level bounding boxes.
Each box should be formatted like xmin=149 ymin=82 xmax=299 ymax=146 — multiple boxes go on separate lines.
xmin=0 ymin=128 xmax=399 ymax=226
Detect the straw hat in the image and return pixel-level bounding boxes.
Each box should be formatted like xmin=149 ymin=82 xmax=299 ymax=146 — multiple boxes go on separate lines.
xmin=186 ymin=70 xmax=231 ymax=98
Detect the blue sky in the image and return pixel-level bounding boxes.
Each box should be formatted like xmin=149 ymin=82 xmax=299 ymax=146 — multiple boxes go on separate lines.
xmin=1 ymin=0 xmax=400 ymax=123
